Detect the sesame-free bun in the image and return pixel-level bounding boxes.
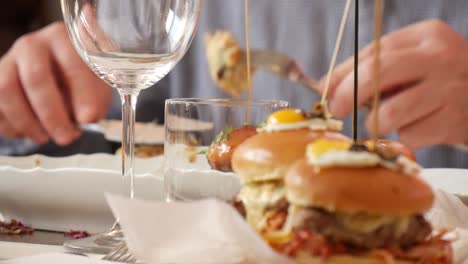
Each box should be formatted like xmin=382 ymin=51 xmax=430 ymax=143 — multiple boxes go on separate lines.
xmin=295 ymin=252 xmax=413 ymax=264
xmin=285 ymin=159 xmax=434 ymax=215
xmin=232 ymin=129 xmax=349 ymax=183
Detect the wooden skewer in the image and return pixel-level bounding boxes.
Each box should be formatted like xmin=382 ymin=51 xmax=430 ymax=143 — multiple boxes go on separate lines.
xmin=244 ymin=0 xmax=252 ymax=122
xmin=321 ymin=0 xmax=353 ymax=105
xmin=371 ymin=0 xmax=383 ymax=149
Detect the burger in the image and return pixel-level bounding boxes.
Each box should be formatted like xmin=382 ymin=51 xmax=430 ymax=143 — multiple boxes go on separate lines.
xmin=275 ymin=139 xmax=452 ymax=264
xmin=231 ymin=103 xmax=350 ymax=238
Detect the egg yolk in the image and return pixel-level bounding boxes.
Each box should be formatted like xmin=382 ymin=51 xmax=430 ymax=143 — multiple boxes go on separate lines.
xmin=307 ymin=139 xmax=351 ymax=158
xmin=267 ymin=108 xmax=305 ymax=125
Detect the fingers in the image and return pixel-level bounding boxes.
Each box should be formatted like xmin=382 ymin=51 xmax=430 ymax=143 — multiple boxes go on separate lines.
xmin=325 ymin=39 xmax=414 ymax=94
xmin=78 ymin=4 xmax=119 ymax=52
xmin=365 ymin=81 xmax=444 ymax=136
xmin=0 ymin=54 xmax=49 ymax=143
xmin=0 ymin=21 xmax=111 ymax=145
xmin=329 ymin=49 xmax=429 ymax=118
xmin=13 ymin=34 xmax=81 ymax=146
xmin=0 ymin=112 xmax=20 ymax=139
xmin=398 ymin=107 xmax=449 ymax=149
xmin=45 ymin=23 xmax=111 ymax=123
xmin=321 ymin=20 xmax=431 ymax=99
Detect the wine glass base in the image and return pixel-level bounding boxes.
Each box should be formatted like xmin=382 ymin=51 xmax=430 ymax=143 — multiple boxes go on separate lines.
xmin=63 ymin=224 xmax=124 ymax=254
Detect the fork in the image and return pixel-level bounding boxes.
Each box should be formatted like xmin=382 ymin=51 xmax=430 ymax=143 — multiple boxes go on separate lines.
xmin=240 ymin=49 xmax=321 ymax=93
xmin=102 ymin=241 xmax=138 ymax=263
xmin=240 ymin=49 xmax=379 ymax=110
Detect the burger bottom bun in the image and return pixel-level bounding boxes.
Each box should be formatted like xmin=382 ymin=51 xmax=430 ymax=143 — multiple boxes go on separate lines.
xmin=295 ymin=252 xmax=413 ymax=264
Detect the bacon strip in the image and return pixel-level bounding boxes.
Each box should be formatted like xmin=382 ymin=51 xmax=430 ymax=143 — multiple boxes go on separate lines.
xmin=370 ymin=250 xmax=396 ymax=264
xmin=64 ymin=230 xmax=91 ymax=240
xmin=391 ymin=240 xmax=452 ymax=264
xmin=272 ymin=228 xmax=452 ymax=264
xmin=264 ymin=212 xmax=288 ymax=234
xmin=0 ymin=220 xmax=34 ymax=235
xmin=273 ymin=229 xmax=348 ymax=260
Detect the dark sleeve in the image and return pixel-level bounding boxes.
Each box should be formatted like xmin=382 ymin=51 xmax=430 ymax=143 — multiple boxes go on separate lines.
xmin=0 ymin=0 xmax=43 ymax=55
xmin=35 ymin=0 xmax=64 ymax=25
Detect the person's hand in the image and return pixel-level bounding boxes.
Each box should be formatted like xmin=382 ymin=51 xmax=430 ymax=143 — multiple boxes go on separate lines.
xmin=322 ymin=19 xmax=468 ymax=149
xmin=0 ymin=22 xmax=112 ymax=146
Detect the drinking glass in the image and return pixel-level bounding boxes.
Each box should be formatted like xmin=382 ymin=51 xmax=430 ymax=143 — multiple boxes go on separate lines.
xmin=164 ymin=98 xmax=289 ymax=202
xmin=61 ymin=0 xmax=202 ymax=253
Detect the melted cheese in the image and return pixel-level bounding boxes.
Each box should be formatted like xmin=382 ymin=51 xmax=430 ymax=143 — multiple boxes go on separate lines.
xmin=237 ymin=182 xmax=285 ymax=229
xmin=262 ymin=205 xmax=299 ymax=245
xmin=337 ymin=212 xmax=411 ymax=235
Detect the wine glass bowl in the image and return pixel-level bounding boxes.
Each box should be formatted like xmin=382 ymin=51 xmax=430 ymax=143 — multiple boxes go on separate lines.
xmin=62 ymin=0 xmax=201 ymax=90
xmin=61 ymin=0 xmax=202 ymax=254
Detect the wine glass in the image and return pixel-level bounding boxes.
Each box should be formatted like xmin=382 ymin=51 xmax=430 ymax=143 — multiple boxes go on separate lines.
xmin=164 ymin=98 xmax=289 ymax=201
xmin=61 ymin=0 xmax=202 ymax=253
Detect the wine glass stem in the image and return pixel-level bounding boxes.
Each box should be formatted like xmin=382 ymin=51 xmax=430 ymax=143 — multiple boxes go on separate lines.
xmin=119 ymin=90 xmax=140 ymax=200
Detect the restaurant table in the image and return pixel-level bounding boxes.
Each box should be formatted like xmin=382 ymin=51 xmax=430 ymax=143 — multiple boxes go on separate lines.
xmin=0 ymin=231 xmax=68 ymax=260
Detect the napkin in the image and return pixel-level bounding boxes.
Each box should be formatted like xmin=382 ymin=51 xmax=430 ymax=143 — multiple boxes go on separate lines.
xmin=106 ymin=194 xmax=293 ymax=264
xmin=426 ymin=190 xmax=468 ymax=263
xmin=107 ymin=189 xmax=468 ymax=264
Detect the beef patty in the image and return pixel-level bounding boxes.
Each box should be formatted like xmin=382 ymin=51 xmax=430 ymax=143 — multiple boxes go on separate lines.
xmin=297 ymin=208 xmax=431 ymax=250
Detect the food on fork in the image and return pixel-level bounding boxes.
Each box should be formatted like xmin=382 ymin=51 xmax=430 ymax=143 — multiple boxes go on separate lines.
xmin=207 ymin=125 xmax=258 ymax=172
xmin=267 ymin=140 xmax=452 ymax=264
xmin=231 ymin=103 xmax=350 ymax=235
xmin=205 ymin=31 xmax=252 ymax=96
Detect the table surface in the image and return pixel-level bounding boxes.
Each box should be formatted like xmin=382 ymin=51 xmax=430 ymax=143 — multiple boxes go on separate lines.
xmin=0 ymin=231 xmax=67 ymax=246
xmin=0 ymin=231 xmax=69 ymax=260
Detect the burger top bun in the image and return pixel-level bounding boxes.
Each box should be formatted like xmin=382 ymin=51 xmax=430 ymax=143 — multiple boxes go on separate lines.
xmin=232 ymin=129 xmax=349 ymax=183
xmin=285 ymin=159 xmax=434 ymax=215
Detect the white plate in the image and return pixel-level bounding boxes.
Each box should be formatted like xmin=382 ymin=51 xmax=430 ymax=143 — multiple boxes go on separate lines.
xmin=81 ymin=120 xmax=165 ymax=145
xmin=0 ymin=242 xmax=65 ymax=261
xmin=422 ymin=168 xmax=468 ymax=205
xmin=81 ymin=118 xmax=214 ymax=145
xmin=0 ymin=154 xmax=162 ymax=172
xmin=0 ymin=154 xmax=165 ymax=233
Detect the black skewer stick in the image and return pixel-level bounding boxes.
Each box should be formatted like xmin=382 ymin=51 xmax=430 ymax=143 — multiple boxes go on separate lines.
xmin=353 ymin=0 xmax=359 ymax=141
